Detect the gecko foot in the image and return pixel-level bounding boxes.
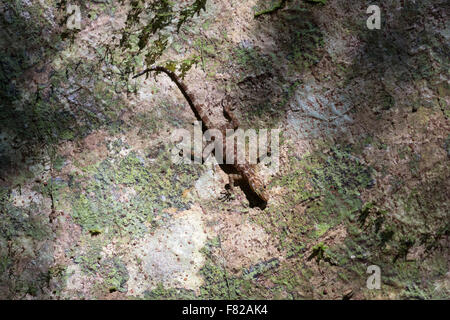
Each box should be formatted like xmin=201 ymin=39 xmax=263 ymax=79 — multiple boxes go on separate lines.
xmin=219 ymin=186 xmax=235 ymax=202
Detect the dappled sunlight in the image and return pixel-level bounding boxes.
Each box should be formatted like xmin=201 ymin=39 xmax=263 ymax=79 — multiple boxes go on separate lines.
xmin=0 ymin=0 xmax=448 ymax=300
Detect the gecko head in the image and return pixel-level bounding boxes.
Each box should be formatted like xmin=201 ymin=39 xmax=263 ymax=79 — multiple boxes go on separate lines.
xmin=248 ymin=176 xmax=270 ymax=203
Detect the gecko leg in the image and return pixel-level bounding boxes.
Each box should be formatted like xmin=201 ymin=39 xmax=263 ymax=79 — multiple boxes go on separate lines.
xmin=219 ymin=174 xmax=242 ymax=202
xmin=222 ymin=97 xmax=240 ymax=130
xmin=219 ymin=189 xmax=233 ymax=202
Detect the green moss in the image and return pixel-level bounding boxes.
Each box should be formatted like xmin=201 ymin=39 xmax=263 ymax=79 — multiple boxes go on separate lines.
xmin=102 ymin=259 xmax=129 ymax=294
xmin=319 ymin=164 xmax=449 ymax=299
xmin=53 ymin=155 xmax=66 ymax=171
xmin=308 ymin=147 xmax=374 ymax=197
xmin=254 ymin=0 xmax=288 ymax=17
xmin=199 ymin=262 xmax=237 ymax=299
xmin=269 ymin=265 xmax=312 ymax=299
xmin=0 ymin=201 xmax=50 ymax=242
xmin=313 ymin=223 xmax=331 ymax=238
xmin=0 ymin=255 xmax=10 ymax=275
xmin=243 ymin=258 xmax=280 ymax=279
xmin=84 ymin=256 xmax=130 ymax=296
xmin=243 ymin=142 xmax=381 ymax=296
xmin=0 ymin=188 xmax=53 ymax=298
xmin=306 ymin=0 xmax=327 ymax=4
xmin=234 ymin=46 xmax=274 ymax=78
xmin=144 ymin=283 xmax=197 ymax=300
xmin=261 ymin=144 xmax=374 ymax=259
xmin=68 ymin=150 xmax=203 ymax=237
xmin=73 ymin=239 xmax=104 ymax=275
xmin=308 ymin=242 xmax=329 ymax=263
xmin=48 ymin=264 xmax=67 ymax=280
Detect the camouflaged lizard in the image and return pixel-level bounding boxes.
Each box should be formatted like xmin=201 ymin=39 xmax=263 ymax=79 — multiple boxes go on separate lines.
xmin=133 ymin=66 xmax=270 ymax=203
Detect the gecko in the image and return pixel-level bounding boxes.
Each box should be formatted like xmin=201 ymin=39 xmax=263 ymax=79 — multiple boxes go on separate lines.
xmin=133 ymin=66 xmax=270 ymax=203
